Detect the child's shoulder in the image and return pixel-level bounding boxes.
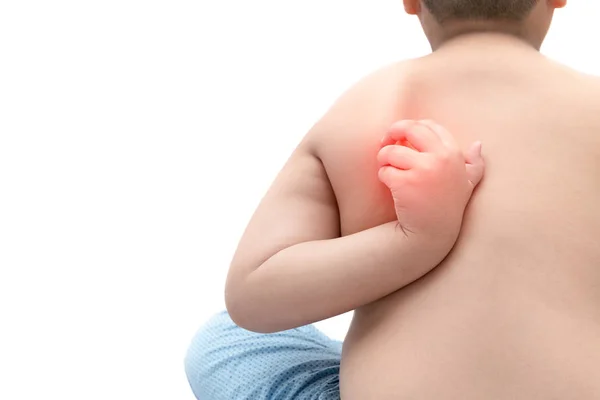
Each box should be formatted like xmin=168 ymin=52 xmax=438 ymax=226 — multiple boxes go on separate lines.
xmin=303 ymin=58 xmax=418 ymax=150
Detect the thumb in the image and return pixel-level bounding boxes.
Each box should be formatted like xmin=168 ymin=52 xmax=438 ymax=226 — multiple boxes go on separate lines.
xmin=464 ymin=141 xmax=484 ymax=188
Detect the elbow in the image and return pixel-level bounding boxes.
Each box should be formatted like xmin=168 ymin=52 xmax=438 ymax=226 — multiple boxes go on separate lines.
xmin=224 ymin=290 xmax=257 ymax=332
xmin=224 ymin=280 xmax=279 ymax=334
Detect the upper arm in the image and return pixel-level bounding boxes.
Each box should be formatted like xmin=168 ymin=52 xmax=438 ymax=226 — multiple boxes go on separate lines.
xmin=226 ymin=139 xmax=340 ymax=287
xmin=226 ymin=61 xmax=407 ymax=288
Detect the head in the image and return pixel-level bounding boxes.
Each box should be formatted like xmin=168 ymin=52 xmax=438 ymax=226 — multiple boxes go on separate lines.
xmin=403 ymin=0 xmax=567 ymax=50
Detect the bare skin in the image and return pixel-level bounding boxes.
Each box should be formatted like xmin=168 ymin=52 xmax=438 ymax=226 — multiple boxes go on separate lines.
xmin=226 ymin=32 xmax=600 ymax=398
xmin=332 ymin=35 xmax=600 ymax=399
xmin=224 ymin=7 xmax=600 ymax=400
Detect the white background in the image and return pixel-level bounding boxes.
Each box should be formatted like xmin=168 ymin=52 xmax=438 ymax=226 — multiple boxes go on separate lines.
xmin=0 ymin=1 xmax=598 ymax=399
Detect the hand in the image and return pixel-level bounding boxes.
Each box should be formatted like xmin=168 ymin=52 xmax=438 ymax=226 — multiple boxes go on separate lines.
xmin=377 ymin=119 xmax=485 ymax=243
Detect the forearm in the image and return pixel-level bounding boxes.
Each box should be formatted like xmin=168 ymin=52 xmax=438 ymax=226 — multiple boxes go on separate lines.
xmin=225 ymin=221 xmax=450 ymax=333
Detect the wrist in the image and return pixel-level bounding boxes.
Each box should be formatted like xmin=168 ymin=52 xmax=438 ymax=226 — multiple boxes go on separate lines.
xmin=410 ymin=223 xmax=460 ymax=259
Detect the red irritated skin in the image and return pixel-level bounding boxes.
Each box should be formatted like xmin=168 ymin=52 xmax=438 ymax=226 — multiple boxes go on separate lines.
xmin=225 ymin=116 xmax=485 ymax=334
xmin=377 ymin=119 xmax=484 ymax=244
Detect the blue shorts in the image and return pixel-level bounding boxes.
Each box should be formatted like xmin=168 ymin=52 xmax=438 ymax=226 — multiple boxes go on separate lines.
xmin=185 ymin=311 xmax=342 ymax=399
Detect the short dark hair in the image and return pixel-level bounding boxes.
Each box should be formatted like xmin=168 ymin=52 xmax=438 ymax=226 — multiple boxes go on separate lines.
xmin=423 ymin=0 xmax=538 ymax=23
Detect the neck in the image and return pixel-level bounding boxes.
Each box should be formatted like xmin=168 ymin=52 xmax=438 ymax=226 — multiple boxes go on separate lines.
xmin=431 ymin=30 xmax=541 ymax=51
xmin=429 ymin=23 xmax=541 ymax=51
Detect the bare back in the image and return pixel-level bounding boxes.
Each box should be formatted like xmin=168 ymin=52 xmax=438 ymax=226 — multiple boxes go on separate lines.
xmin=316 ymin=37 xmax=600 ymax=399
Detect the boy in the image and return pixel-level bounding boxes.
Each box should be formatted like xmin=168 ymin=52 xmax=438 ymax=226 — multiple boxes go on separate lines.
xmin=186 ymin=0 xmax=600 ymax=398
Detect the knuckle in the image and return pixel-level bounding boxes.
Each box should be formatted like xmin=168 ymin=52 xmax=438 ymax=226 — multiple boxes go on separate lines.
xmin=377 ymin=145 xmax=391 ymax=160
xmin=431 ymin=151 xmax=451 ymax=166
xmin=418 ymin=119 xmax=435 ymax=130
xmin=438 ymin=147 xmax=460 ymax=163
xmin=419 ymin=159 xmax=436 ymax=173
xmin=438 ymin=150 xmax=452 ymax=162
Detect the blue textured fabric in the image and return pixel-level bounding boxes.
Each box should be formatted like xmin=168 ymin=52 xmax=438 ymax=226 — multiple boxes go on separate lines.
xmin=185 ymin=311 xmax=342 ymax=400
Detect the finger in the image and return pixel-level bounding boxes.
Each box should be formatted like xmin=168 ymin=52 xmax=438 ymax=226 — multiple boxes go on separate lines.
xmin=464 ymin=141 xmax=485 ymax=187
xmin=378 ymin=166 xmax=406 ymax=188
xmin=464 ymin=141 xmax=483 ymax=165
xmin=418 ymin=119 xmax=458 ymax=149
xmin=377 ymin=144 xmax=420 ymax=170
xmin=380 ymin=120 xmax=415 ymax=146
xmin=381 ymin=120 xmax=443 ymax=153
